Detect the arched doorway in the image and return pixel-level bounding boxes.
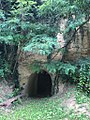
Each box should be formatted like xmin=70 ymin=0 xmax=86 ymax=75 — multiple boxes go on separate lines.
xmin=25 ymin=70 xmax=52 ymax=97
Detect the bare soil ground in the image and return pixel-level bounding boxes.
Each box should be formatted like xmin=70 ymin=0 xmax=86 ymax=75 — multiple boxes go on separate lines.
xmin=61 ymin=93 xmax=90 ymax=117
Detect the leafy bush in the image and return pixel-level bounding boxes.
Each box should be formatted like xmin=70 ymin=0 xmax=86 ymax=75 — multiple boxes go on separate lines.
xmin=55 ymin=58 xmax=90 ymax=95
xmin=59 ymin=58 xmax=90 ymax=94
xmin=24 ymin=34 xmax=58 ymax=56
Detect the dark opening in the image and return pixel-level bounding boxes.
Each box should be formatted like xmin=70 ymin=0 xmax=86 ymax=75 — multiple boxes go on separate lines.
xmin=37 ymin=71 xmax=52 ymax=97
xmin=26 ymin=70 xmax=52 ymax=97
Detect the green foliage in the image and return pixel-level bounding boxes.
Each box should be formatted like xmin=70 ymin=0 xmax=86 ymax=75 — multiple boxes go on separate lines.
xmin=75 ymin=58 xmax=90 ymax=94
xmin=29 ymin=61 xmax=41 ymax=73
xmin=39 ymin=0 xmax=69 ymax=24
xmin=0 ymin=57 xmax=10 ymax=79
xmin=0 ymin=0 xmax=89 ymax=46
xmin=30 ymin=58 xmax=90 ymax=94
xmin=0 ymin=0 xmax=90 ymax=94
xmin=12 ymin=88 xmax=20 ymax=96
xmin=0 ymin=0 xmax=37 ymax=45
xmin=29 ymin=60 xmax=76 ymax=78
xmin=44 ymin=61 xmax=76 ymax=75
xmin=22 ymin=22 xmax=58 ymax=55
xmin=0 ymin=90 xmax=90 ymax=120
xmin=53 ymin=58 xmax=90 ymax=94
xmin=75 ymin=91 xmax=89 ymax=104
xmin=0 ymin=0 xmax=89 ymax=51
xmin=49 ymin=58 xmax=90 ymax=94
xmin=24 ymin=34 xmax=57 ymax=55
xmin=39 ymin=0 xmax=90 ymax=33
xmin=0 ymin=0 xmax=58 ymax=85
xmin=75 ymin=0 xmax=90 ymax=16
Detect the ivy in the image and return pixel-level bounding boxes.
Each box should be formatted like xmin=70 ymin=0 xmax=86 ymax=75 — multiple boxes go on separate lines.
xmin=75 ymin=58 xmax=90 ymax=94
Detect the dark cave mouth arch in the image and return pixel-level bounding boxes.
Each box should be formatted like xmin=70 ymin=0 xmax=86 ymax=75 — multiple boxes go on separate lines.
xmin=37 ymin=70 xmax=52 ymax=97
xmin=26 ymin=70 xmax=52 ymax=97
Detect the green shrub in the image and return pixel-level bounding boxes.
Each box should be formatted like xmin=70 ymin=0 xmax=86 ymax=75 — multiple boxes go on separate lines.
xmin=60 ymin=58 xmax=90 ymax=95
xmin=47 ymin=58 xmax=90 ymax=94
xmin=0 ymin=57 xmax=10 ymax=79
xmin=75 ymin=58 xmax=90 ymax=94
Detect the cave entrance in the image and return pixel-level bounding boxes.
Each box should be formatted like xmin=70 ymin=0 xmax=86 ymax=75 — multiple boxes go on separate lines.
xmin=26 ymin=70 xmax=52 ymax=97
xmin=37 ymin=71 xmax=52 ymax=97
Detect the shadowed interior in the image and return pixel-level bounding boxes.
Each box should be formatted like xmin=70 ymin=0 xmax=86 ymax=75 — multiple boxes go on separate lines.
xmin=25 ymin=70 xmax=52 ymax=97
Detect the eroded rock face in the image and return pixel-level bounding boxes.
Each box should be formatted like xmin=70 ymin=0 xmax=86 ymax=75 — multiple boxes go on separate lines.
xmin=18 ymin=22 xmax=90 ymax=96
xmin=18 ymin=54 xmax=48 ymax=93
xmin=65 ymin=23 xmax=90 ymax=60
xmin=18 ymin=59 xmax=66 ymax=97
xmin=18 ymin=48 xmax=64 ymax=96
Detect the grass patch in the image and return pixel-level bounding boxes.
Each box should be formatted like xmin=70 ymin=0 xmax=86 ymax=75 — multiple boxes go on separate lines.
xmin=0 ymin=89 xmax=90 ymax=120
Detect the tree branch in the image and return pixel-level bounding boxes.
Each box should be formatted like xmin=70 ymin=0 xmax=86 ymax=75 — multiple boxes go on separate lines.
xmin=51 ymin=17 xmax=90 ymax=61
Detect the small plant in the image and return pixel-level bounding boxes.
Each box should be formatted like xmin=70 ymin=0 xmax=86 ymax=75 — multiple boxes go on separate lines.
xmin=12 ymin=88 xmax=20 ymax=97
xmin=75 ymin=91 xmax=88 ymax=104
